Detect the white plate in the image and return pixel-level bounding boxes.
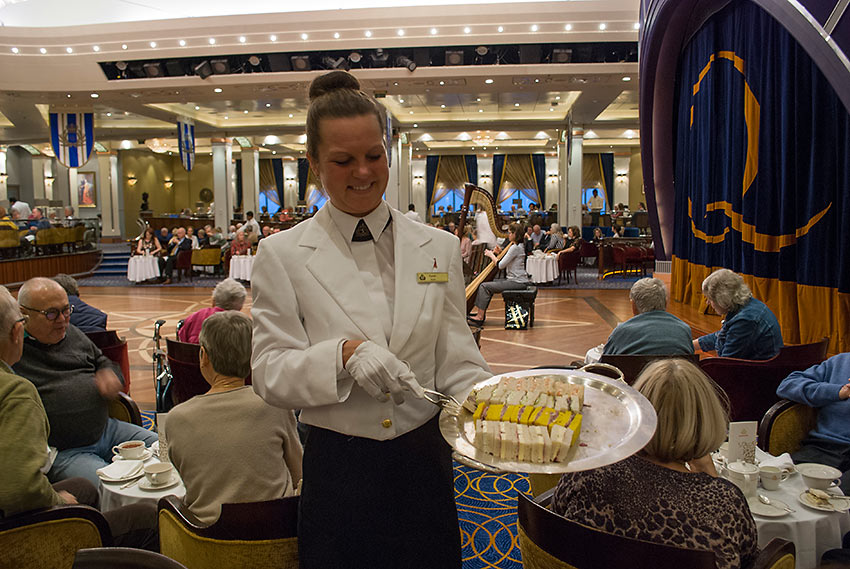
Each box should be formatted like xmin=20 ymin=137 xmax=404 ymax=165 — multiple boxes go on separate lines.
xmin=112 ymin=449 xmax=153 ymax=462
xmin=798 ymin=491 xmax=848 ymax=512
xmin=138 ymin=473 xmax=180 ymax=491
xmin=440 ymin=368 xmax=657 ymax=474
xmin=747 ymin=496 xmax=790 ymax=518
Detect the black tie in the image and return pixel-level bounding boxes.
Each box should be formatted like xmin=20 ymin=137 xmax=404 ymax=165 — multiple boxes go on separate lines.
xmin=352 ymin=219 xmax=373 ymax=242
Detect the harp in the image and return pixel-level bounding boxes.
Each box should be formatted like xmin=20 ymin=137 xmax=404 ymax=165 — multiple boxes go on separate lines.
xmin=458 ymin=183 xmax=512 ymax=314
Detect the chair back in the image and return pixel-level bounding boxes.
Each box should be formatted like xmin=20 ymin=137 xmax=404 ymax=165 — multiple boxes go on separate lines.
xmin=558 ymin=248 xmax=581 ymax=283
xmin=517 ymin=491 xmax=716 ymax=569
xmin=699 ymin=338 xmax=829 ymax=422
xmin=632 ymin=211 xmax=649 ymax=230
xmin=578 ymin=241 xmax=597 ymax=259
xmin=0 ymin=227 xmax=20 ymax=250
xmin=191 ymin=248 xmax=221 ymax=267
xmin=108 ymin=391 xmax=144 ymax=427
xmin=85 ymin=331 xmax=131 ymax=394
xmin=599 ymin=353 xmax=701 ymax=385
xmin=0 ymin=505 xmax=112 ymax=569
xmin=158 ymin=495 xmax=299 ymax=569
xmin=73 ymin=547 xmax=188 ymax=569
xmin=165 ymin=338 xmax=209 ymax=405
xmin=758 ymin=399 xmax=818 ymax=455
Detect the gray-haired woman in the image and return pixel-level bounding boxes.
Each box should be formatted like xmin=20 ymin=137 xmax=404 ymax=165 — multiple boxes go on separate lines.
xmin=693 ymin=268 xmax=783 ymax=359
xmin=177 ymin=278 xmax=246 ymax=344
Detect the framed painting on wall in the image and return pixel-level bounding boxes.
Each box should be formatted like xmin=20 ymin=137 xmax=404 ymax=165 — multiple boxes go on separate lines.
xmin=78 ymin=172 xmax=96 ymax=207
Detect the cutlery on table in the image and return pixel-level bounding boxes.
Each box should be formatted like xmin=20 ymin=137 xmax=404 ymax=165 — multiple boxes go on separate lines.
xmin=758 ymin=494 xmax=795 ymax=513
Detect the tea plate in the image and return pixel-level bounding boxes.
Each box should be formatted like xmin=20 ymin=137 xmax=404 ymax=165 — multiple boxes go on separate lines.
xmin=139 ymin=473 xmax=180 ymax=491
xmin=747 ymin=496 xmax=789 ymax=518
xmin=797 ymin=491 xmax=850 ymax=512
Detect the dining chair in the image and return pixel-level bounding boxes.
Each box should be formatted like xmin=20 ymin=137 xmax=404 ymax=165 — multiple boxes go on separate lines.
xmin=164 ymin=338 xmax=209 ymax=405
xmin=73 ymin=547 xmax=188 ymax=569
xmin=757 ymin=399 xmax=817 ymax=455
xmin=157 ymin=495 xmax=299 ymax=569
xmin=0 ymin=505 xmax=112 ymax=569
xmin=85 ymin=330 xmax=131 ymax=394
xmin=108 ymin=391 xmax=144 ymax=427
xmin=599 ymin=353 xmax=701 ymax=385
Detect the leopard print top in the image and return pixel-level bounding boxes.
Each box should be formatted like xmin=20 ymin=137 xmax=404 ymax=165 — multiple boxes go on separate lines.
xmin=552 ymin=455 xmax=759 ymax=569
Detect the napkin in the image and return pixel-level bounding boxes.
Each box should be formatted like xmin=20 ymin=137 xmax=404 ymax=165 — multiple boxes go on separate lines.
xmin=532 ymin=250 xmax=545 ymax=258
xmin=758 ymin=452 xmax=795 ymax=471
xmin=96 ymin=459 xmax=143 ymax=480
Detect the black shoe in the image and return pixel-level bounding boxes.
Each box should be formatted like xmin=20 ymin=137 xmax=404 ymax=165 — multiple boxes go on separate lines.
xmin=467 ymin=316 xmax=485 ymax=326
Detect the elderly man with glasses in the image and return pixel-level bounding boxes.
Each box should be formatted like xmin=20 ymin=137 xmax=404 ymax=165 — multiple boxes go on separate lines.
xmin=12 ymin=278 xmax=157 ymax=486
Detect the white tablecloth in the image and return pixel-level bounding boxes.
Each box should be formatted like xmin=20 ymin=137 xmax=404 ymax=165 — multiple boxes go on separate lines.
xmin=526 ymin=255 xmax=558 ymax=284
xmin=127 ymin=255 xmax=160 ymax=282
xmin=229 ymin=255 xmax=254 ymax=281
xmin=100 ymin=457 xmax=186 ymax=512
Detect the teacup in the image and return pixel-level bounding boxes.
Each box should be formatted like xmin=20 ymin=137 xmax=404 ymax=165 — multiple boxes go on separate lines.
xmin=759 ymin=466 xmax=789 ymax=491
xmin=143 ymin=462 xmax=173 ymax=486
xmin=798 ymin=463 xmax=842 ymax=491
xmin=112 ymin=440 xmax=146 ymax=460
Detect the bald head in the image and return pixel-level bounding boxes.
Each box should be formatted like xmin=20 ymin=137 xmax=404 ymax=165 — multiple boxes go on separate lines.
xmin=18 ymin=278 xmax=71 ymax=345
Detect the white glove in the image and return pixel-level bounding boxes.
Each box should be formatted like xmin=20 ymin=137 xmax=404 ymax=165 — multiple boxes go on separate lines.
xmin=345 ymin=341 xmax=424 ymax=404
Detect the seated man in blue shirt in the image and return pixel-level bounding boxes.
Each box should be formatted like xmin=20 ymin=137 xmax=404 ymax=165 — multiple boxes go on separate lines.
xmin=603 ymin=278 xmax=694 ymax=356
xmin=52 ymin=273 xmax=107 ymax=333
xmin=776 ymin=353 xmax=850 ymax=494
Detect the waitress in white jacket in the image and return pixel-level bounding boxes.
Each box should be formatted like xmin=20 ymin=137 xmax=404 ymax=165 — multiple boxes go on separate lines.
xmin=250 ymin=70 xmax=491 ymax=569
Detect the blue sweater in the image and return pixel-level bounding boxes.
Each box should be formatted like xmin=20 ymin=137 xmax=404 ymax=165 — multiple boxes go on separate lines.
xmin=776 ymin=353 xmax=850 ymax=445
xmin=603 ymin=311 xmax=694 ymax=356
xmin=697 ymin=297 xmax=783 ymax=360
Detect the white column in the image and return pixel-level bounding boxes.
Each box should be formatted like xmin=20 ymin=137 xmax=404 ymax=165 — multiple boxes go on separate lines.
xmin=68 ymin=168 xmax=79 ymax=210
xmin=32 ymin=157 xmax=47 ymax=200
xmin=283 ymin=162 xmax=297 ymax=209
xmin=385 ymin=135 xmax=401 ymax=210
xmin=566 ymin=130 xmax=583 ymax=230
xmin=395 ymin=137 xmax=411 ymax=212
xmin=0 ymin=148 xmax=8 ymax=202
xmin=212 ymin=139 xmax=234 ymax=231
xmin=43 ymin=160 xmax=54 ymax=201
xmin=241 ymin=149 xmax=260 ymax=216
xmin=99 ymin=153 xmax=120 ymax=237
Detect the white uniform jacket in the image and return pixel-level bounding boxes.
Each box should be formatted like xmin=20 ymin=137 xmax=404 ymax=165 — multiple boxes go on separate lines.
xmin=251 ymin=204 xmax=491 ymax=440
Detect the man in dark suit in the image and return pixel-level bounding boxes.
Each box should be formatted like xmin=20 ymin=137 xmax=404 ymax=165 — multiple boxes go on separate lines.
xmin=162 ymin=227 xmax=192 ymax=284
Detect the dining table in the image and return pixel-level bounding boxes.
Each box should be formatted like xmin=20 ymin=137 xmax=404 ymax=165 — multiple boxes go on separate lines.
xmin=99 ymin=455 xmax=186 ymax=512
xmin=229 ymin=254 xmax=254 ymax=281
xmin=526 ymin=254 xmax=558 ymax=284
xmin=127 ymin=254 xmax=160 ymax=283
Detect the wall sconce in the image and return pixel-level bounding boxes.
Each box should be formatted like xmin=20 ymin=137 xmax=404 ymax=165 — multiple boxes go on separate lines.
xmin=0 ymin=173 xmax=7 ymax=183
xmin=616 ymin=172 xmax=628 ymax=179
xmin=44 ymin=176 xmax=54 ymax=186
xmin=127 ymin=176 xmax=138 ymax=186
xmin=164 ymin=179 xmax=174 ymax=189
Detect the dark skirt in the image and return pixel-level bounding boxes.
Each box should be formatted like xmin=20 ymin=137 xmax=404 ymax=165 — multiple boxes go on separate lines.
xmin=298 ymin=414 xmax=461 ymax=569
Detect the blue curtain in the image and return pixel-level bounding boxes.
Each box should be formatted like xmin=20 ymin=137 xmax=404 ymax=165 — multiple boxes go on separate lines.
xmin=531 ymin=154 xmax=546 ymax=206
xmin=464 ymin=155 xmax=478 ymax=184
xmin=492 ymin=155 xmax=506 ymax=202
xmin=671 ymin=0 xmax=850 ymax=352
xmin=272 ymin=159 xmax=284 ymax=207
xmin=425 ymin=156 xmax=440 ymax=211
xmin=235 ymin=160 xmax=243 ymax=209
xmin=599 ymin=154 xmax=614 ymax=208
xmin=297 ymin=158 xmax=309 ymax=202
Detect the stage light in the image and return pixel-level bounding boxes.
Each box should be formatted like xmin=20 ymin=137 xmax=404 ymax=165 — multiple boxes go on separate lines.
xmin=194 ymin=61 xmax=212 ymax=79
xmin=396 ymin=56 xmax=416 ymax=72
xmin=290 ymin=55 xmax=311 ymax=71
xmin=322 ymin=56 xmax=349 ymax=70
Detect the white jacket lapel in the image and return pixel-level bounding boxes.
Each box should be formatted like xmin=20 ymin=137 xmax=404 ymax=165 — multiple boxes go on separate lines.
xmin=389 ymin=210 xmax=432 ymax=353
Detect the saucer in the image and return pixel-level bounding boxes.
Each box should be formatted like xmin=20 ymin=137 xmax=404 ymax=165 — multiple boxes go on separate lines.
xmin=747 ymin=496 xmax=790 ymax=518
xmin=138 ymin=473 xmax=180 ymax=491
xmin=112 ymin=449 xmax=153 ymax=462
xmin=797 ymin=491 xmax=849 ymax=512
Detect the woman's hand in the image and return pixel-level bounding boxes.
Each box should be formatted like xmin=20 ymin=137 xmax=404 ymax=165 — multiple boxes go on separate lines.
xmin=484 ymin=249 xmax=497 ymax=261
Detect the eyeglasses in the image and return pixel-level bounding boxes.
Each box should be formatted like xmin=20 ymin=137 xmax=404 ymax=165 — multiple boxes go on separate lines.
xmin=20 ymin=304 xmax=74 ymax=321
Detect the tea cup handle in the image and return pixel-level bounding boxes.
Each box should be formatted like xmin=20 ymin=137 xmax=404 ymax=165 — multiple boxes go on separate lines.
xmin=831 ymin=479 xmax=841 ymax=488
xmin=111 ymin=445 xmax=121 ymax=455
xmin=780 ymin=472 xmax=790 ymax=482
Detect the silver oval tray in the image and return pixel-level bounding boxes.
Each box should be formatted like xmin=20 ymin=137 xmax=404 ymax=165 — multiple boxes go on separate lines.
xmin=440 ymin=368 xmax=657 ymax=474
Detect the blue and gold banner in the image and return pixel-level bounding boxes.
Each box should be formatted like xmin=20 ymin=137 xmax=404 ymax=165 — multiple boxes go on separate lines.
xmin=672 ymin=1 xmax=850 ymax=352
xmin=177 ymin=118 xmax=195 ymax=172
xmin=49 ymin=112 xmax=94 ymax=168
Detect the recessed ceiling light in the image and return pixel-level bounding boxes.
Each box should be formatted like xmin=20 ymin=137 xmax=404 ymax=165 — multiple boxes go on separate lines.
xmin=178 ymin=40 xmax=186 ymax=47
xmin=272 ymin=150 xmax=276 ymax=154
xmin=476 ymin=98 xmax=481 ymax=102
xmin=464 ymin=27 xmax=471 ymax=34
xmin=209 ymin=38 xmax=216 ymax=45
xmin=40 ymin=47 xmax=47 ymax=54
xmin=634 ymin=22 xmax=641 ymax=30
xmin=124 ymin=111 xmax=129 ymax=115
xmin=534 ymin=78 xmax=540 ymax=83
xmin=549 ymin=108 xmax=554 ymax=111
xmin=10 ymin=47 xmax=18 ymax=54
xmin=365 ymin=30 xmax=372 ymax=37
xmin=195 ymin=106 xmax=200 ymax=110
xmin=599 ymin=23 xmax=607 ymax=30
xmin=530 ymin=24 xmax=539 ymax=32
xmin=121 ymin=44 xmax=128 ymax=50
xmin=564 ymin=24 xmax=572 ymax=31
xmin=224 ymin=116 xmax=229 ymax=120
xmin=622 ymin=76 xmax=631 ymax=81
xmin=397 ymin=29 xmax=405 ymax=36
xmin=485 ymin=78 xmax=494 ymax=84
xmin=106 ymin=112 xmax=112 ymax=117
xmin=92 ymin=45 xmax=100 ymax=51
xmin=399 ymin=98 xmax=404 ymax=103
xmin=289 ymin=113 xmax=294 ymax=118
xmin=244 ymin=110 xmax=249 ymax=114
xmin=497 ymin=26 xmax=504 ymax=32
xmin=334 ymin=32 xmax=340 ymax=39
xmin=478 ymin=109 xmax=483 ymax=113
xmin=514 ymin=102 xmax=519 ymax=107
xmin=301 ymin=33 xmax=308 ymax=40
xmin=214 ymin=88 xmax=222 ymax=93
xmin=440 ymin=104 xmax=446 ymax=108
xmin=90 ymin=93 xmax=99 ymax=98
xmin=430 ymin=28 xmax=438 ymax=35
xmin=66 ymin=47 xmax=73 ymax=53
xmin=266 ymin=103 xmax=271 ymax=107
xmin=66 ymin=94 xmax=71 ymax=98
xmin=149 ymin=41 xmax=157 ymax=48
xmin=409 ymin=111 xmax=414 ymax=114
xmin=413 ymin=123 xmax=418 ymax=127
xmin=439 ymin=81 xmax=445 ymax=86
xmin=239 ymin=36 xmax=246 ymax=43
xmin=555 ymin=95 xmax=561 ymax=100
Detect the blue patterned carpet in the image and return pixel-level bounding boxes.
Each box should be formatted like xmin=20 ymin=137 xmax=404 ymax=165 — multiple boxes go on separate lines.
xmin=141 ymin=411 xmax=530 ymax=568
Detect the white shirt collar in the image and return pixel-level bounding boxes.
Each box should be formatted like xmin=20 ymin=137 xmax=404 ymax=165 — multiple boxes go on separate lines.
xmin=327 ymin=201 xmax=392 ymax=243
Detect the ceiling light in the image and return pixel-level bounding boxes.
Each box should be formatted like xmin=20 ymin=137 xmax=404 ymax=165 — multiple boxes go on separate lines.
xmin=349 ymin=52 xmax=362 ymax=63
xmin=290 ymin=55 xmax=311 ymax=71
xmin=478 ymin=109 xmax=483 ymax=113
xmin=66 ymin=47 xmax=73 ymax=53
xmin=40 ymin=47 xmax=47 ymax=54
xmin=195 ymin=106 xmax=200 ymax=110
xmin=289 ymin=113 xmax=293 ymax=118
xmin=430 ymin=28 xmax=438 ymax=35
xmin=266 ymin=103 xmax=271 ymax=107
xmin=396 ymin=55 xmax=416 ymax=71
xmin=413 ymin=123 xmax=418 ymax=127
xmin=622 ymin=76 xmax=631 ymax=81
xmin=269 ymin=35 xmax=277 ymax=42
xmin=66 ymin=94 xmax=71 ymax=98
xmin=214 ymin=87 xmax=223 ymax=93
xmin=397 ymin=29 xmax=405 ymax=36
xmin=92 ymin=45 xmax=100 ymax=51
xmin=463 ymin=27 xmax=471 ymax=34
xmin=248 ymin=55 xmax=261 ymax=66
xmin=445 ymin=50 xmax=464 ymax=66
xmin=244 ymin=110 xmax=249 ymax=114
xmin=149 ymin=41 xmax=157 ymax=48
xmin=534 ymin=78 xmax=540 ymax=83
xmin=440 ymin=104 xmax=446 ymax=109
xmin=497 ymin=26 xmax=504 ymax=32
xmin=224 ymin=116 xmax=228 ymax=120
xmin=599 ymin=23 xmax=607 ymax=30
xmin=208 ymin=38 xmax=216 ymax=45
xmin=194 ymin=60 xmax=213 ymax=79
xmin=10 ymin=47 xmax=18 ymax=53
xmin=90 ymin=93 xmax=99 ymax=98
xmin=634 ymin=22 xmax=641 ymax=30
xmin=365 ymin=30 xmax=372 ymax=37
xmin=143 ymin=62 xmax=164 ymax=77
xmin=399 ymin=98 xmax=405 ymax=103
xmin=301 ymin=33 xmax=309 ymax=40
xmin=564 ymin=24 xmax=572 ymax=31
xmin=239 ymin=36 xmax=246 ymax=43
xmin=178 ymin=40 xmax=186 ymax=47
xmin=121 ymin=44 xmax=128 ymax=50
xmin=555 ymin=96 xmax=561 ymax=100
xmin=475 ymin=46 xmax=488 ymax=56
xmin=530 ymin=24 xmax=539 ymax=32
xmin=549 ymin=108 xmax=554 ymax=111
xmin=334 ymin=32 xmax=340 ymax=39
xmin=106 ymin=112 xmax=112 ymax=117
xmin=552 ymin=48 xmax=572 ymax=63
xmin=116 ymin=61 xmax=128 ymax=71
xmin=323 ymin=55 xmax=349 ymax=70
xmin=485 ymin=78 xmax=494 ymax=84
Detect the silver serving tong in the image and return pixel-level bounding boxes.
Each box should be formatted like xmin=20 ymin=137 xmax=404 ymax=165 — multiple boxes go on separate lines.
xmin=423 ymin=389 xmax=462 ymax=416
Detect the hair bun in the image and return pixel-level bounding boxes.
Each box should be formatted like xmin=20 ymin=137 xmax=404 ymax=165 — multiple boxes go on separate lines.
xmin=309 ymin=71 xmax=361 ymax=101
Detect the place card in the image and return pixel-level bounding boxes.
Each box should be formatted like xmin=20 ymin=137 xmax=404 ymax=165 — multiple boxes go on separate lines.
xmin=728 ymin=421 xmax=758 ymax=464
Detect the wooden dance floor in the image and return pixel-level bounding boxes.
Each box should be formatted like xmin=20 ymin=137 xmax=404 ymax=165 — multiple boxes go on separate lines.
xmin=82 ymin=285 xmax=721 ymax=410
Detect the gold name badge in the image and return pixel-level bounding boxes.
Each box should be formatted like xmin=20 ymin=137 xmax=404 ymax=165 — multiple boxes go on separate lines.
xmin=417 ymin=272 xmax=449 ymax=283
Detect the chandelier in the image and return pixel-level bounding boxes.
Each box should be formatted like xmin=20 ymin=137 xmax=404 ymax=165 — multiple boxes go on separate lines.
xmin=145 ymin=138 xmax=171 ymax=153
